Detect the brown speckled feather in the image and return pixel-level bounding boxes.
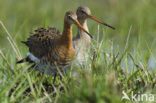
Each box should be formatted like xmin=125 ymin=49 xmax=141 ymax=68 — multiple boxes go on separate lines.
xmin=23 ymin=27 xmax=62 ymax=59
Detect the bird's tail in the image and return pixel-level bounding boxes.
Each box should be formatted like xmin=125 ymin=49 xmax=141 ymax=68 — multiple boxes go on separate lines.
xmin=16 ymin=57 xmax=34 ymax=64
xmin=16 ymin=58 xmax=26 ymax=64
xmin=21 ymin=41 xmax=29 ymax=46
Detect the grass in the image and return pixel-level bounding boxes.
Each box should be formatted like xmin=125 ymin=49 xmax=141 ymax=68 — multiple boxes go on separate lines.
xmin=0 ymin=0 xmax=156 ymax=102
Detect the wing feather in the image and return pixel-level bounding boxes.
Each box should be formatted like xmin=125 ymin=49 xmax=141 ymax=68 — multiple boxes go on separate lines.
xmin=23 ymin=27 xmax=62 ymax=59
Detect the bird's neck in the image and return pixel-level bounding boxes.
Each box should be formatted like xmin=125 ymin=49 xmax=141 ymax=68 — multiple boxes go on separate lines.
xmin=62 ymin=21 xmax=73 ymax=47
xmin=77 ymin=19 xmax=89 ymax=39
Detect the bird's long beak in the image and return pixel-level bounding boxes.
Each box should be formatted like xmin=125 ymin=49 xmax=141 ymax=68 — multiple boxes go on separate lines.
xmin=74 ymin=19 xmax=92 ymax=38
xmin=88 ymin=15 xmax=115 ymax=30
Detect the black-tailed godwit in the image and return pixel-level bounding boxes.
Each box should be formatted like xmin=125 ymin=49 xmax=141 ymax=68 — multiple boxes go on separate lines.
xmin=17 ymin=11 xmax=91 ymax=80
xmin=73 ymin=6 xmax=115 ymax=65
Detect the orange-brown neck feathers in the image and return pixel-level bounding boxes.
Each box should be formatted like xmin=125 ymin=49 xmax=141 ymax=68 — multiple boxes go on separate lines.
xmin=61 ymin=20 xmax=73 ymax=47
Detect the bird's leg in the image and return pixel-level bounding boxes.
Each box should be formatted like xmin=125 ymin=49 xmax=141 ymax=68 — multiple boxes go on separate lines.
xmin=53 ymin=73 xmax=57 ymax=84
xmin=59 ymin=75 xmax=62 ymax=82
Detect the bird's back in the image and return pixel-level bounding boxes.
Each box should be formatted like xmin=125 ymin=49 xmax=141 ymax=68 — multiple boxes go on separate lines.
xmin=23 ymin=27 xmax=62 ymax=59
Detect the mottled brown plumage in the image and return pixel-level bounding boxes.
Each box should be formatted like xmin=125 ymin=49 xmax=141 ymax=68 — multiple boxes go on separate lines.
xmin=17 ymin=11 xmax=91 ymax=76
xmin=23 ymin=27 xmax=62 ymax=59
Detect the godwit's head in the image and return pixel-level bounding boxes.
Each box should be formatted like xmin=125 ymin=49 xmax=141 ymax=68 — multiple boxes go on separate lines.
xmin=76 ymin=6 xmax=115 ymax=30
xmin=64 ymin=11 xmax=77 ymax=25
xmin=76 ymin=6 xmax=91 ymax=20
xmin=65 ymin=11 xmax=92 ymax=38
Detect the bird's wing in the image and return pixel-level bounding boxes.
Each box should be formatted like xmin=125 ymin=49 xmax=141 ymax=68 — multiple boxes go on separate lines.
xmin=22 ymin=27 xmax=62 ymax=59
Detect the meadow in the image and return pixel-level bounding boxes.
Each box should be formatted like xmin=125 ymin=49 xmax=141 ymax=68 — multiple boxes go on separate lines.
xmin=0 ymin=0 xmax=156 ymax=102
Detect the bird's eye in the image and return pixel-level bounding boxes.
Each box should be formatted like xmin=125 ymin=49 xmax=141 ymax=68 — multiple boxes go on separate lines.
xmin=80 ymin=10 xmax=86 ymax=14
xmin=67 ymin=15 xmax=72 ymax=19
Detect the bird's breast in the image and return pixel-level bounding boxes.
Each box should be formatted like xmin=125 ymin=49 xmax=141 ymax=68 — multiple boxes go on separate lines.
xmin=47 ymin=43 xmax=75 ymax=64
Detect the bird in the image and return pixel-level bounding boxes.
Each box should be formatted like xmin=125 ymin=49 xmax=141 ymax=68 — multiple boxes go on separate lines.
xmin=17 ymin=11 xmax=91 ymax=82
xmin=73 ymin=6 xmax=115 ymax=65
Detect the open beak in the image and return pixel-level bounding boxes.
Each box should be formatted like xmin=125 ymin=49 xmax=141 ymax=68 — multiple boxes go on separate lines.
xmin=88 ymin=15 xmax=115 ymax=30
xmin=74 ymin=19 xmax=93 ymax=38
